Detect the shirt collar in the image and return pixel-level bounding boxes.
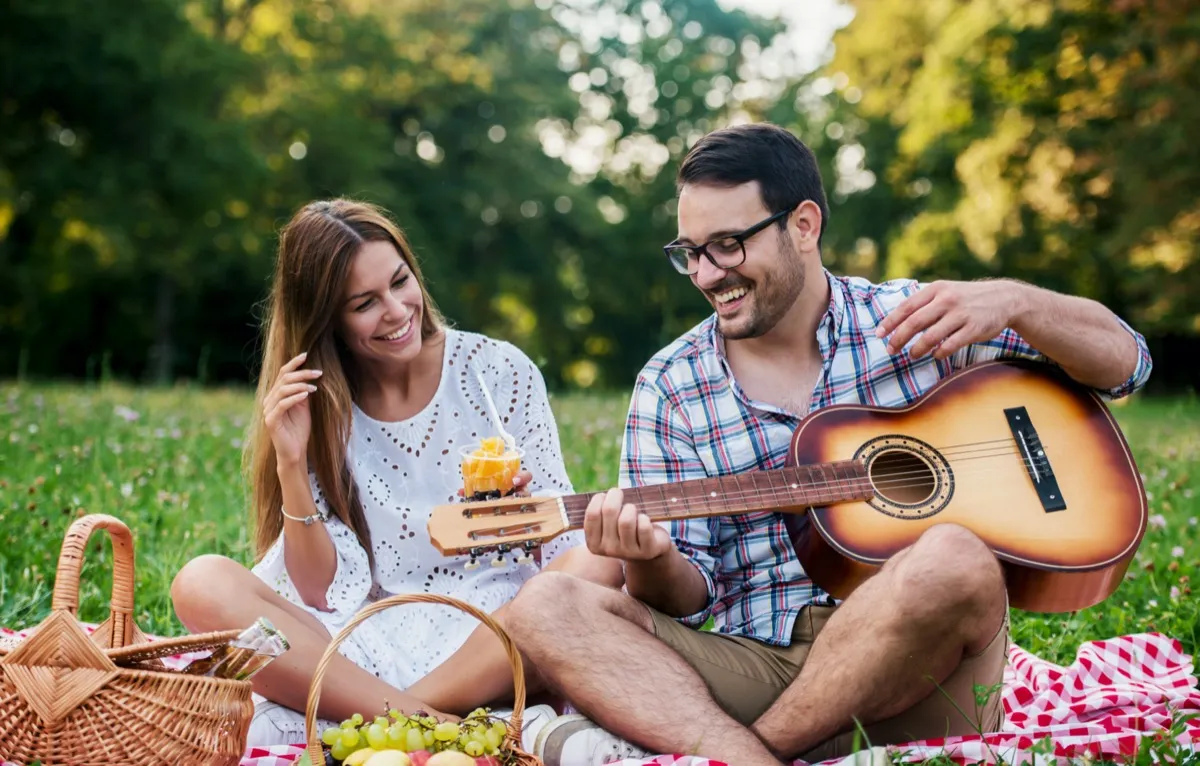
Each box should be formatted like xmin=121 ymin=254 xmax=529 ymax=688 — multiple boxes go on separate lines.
xmin=703 ymin=267 xmax=847 ymax=414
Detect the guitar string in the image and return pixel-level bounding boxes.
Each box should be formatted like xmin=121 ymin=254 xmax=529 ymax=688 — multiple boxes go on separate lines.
xmin=456 ymin=438 xmax=1062 ymax=538
xmin=554 ymin=445 xmax=1058 ymax=517
xmin=562 ymin=446 xmax=1043 ymax=502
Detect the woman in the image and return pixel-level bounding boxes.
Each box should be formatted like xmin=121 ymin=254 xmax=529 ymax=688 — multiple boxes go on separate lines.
xmin=170 ymin=199 xmax=622 ymax=746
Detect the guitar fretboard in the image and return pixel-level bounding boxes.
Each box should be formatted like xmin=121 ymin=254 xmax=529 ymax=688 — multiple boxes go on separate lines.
xmin=559 ymin=460 xmax=873 ymax=523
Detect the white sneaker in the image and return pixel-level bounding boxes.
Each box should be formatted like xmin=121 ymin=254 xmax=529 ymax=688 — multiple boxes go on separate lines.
xmin=533 ymin=713 xmax=652 ymax=765
xmin=246 ymin=695 xmax=334 ymax=748
xmin=490 ymin=703 xmax=559 ymax=752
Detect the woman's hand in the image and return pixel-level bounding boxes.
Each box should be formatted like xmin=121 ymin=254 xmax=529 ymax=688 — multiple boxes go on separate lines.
xmin=264 ymin=352 xmax=322 ymax=469
xmin=510 ymin=469 xmax=534 ymax=497
xmin=456 ymin=469 xmax=535 ymax=500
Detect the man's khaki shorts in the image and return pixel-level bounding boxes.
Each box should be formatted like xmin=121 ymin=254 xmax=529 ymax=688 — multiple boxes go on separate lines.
xmin=647 ymin=604 xmax=1009 ymax=762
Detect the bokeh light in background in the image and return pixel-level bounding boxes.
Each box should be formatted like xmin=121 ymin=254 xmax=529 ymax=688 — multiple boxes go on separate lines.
xmin=2 ymin=0 xmax=1197 ymax=393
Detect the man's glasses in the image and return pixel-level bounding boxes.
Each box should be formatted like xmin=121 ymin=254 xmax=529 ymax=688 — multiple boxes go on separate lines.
xmin=662 ymin=207 xmax=793 ymax=276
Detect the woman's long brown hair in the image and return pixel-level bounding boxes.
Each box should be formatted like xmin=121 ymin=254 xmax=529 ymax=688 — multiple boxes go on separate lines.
xmin=245 ymin=199 xmax=445 ymax=564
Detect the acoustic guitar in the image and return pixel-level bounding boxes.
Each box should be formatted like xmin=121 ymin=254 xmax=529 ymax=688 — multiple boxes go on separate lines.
xmin=427 ymin=359 xmax=1148 ymax=613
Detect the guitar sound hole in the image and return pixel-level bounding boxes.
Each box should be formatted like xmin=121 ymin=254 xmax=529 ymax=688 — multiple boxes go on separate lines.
xmin=869 ymin=450 xmax=936 ymax=506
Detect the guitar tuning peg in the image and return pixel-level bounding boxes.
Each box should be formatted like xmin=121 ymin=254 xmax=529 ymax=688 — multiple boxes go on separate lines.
xmin=464 ymin=547 xmax=484 ymax=570
xmin=516 ymin=541 xmax=538 ymax=565
xmin=490 ymin=555 xmax=507 ymax=569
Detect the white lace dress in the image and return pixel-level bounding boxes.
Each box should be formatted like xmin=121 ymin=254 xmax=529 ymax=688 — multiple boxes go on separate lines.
xmin=248 ymin=329 xmax=583 ymax=743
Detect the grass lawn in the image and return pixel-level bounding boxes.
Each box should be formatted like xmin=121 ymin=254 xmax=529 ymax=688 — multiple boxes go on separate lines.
xmin=1 ymin=382 xmax=1197 ymax=668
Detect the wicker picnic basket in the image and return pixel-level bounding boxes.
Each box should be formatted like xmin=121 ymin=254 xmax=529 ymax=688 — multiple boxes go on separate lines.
xmin=0 ymin=513 xmax=255 ymax=765
xmin=305 ymin=593 xmax=543 ymax=765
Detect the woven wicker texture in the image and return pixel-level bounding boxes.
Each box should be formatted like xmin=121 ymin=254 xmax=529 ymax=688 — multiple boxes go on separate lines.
xmin=305 ymin=593 xmax=543 ymax=766
xmin=0 ymin=514 xmax=254 ymax=765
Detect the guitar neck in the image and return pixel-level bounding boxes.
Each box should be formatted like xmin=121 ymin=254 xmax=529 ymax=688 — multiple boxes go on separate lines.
xmin=560 ymin=460 xmax=873 ymax=523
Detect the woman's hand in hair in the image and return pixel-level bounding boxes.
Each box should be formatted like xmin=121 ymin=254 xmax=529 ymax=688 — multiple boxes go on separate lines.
xmin=264 ymin=352 xmax=323 ymax=469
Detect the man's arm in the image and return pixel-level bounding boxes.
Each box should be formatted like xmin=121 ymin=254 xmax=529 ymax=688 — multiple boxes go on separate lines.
xmin=1005 ymin=282 xmax=1148 ymax=393
xmin=876 ymin=279 xmax=1152 ymax=396
xmin=581 ymin=489 xmax=712 ymax=618
xmin=582 ymin=377 xmax=720 ymax=621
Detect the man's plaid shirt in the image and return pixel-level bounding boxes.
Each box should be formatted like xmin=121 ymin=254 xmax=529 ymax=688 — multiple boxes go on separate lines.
xmin=618 ymin=270 xmax=1153 ymax=646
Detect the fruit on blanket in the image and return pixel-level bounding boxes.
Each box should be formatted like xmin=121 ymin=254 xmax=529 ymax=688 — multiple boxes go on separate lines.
xmin=364 ymin=750 xmax=413 ymax=766
xmin=426 ymin=752 xmax=474 ymax=766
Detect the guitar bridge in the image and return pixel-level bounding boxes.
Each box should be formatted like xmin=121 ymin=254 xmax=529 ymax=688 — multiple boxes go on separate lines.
xmin=1004 ymin=406 xmax=1066 ymax=512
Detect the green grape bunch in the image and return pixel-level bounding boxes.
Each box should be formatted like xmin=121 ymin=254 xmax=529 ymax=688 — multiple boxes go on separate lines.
xmin=317 ymin=704 xmax=513 ymax=765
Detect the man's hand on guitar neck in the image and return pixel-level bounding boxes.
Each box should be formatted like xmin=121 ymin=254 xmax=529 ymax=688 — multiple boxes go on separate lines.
xmin=582 ymin=488 xmax=711 ymax=619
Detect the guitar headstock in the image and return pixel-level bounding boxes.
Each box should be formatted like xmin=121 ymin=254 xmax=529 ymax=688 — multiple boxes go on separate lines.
xmin=426 ymin=495 xmax=570 ymax=569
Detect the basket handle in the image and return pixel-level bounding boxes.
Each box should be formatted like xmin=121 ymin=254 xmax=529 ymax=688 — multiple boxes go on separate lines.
xmin=51 ymin=513 xmax=140 ymax=649
xmin=305 ymin=593 xmax=541 ymax=765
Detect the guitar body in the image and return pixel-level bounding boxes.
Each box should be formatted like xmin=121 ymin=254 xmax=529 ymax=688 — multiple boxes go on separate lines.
xmin=784 ymin=359 xmax=1147 ymax=613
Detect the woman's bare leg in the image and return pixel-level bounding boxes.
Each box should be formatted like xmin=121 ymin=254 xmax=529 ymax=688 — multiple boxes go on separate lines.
xmin=406 ymin=601 xmax=551 ymax=715
xmin=170 ymin=554 xmax=456 ymax=721
xmin=407 ymin=549 xmax=622 ymax=715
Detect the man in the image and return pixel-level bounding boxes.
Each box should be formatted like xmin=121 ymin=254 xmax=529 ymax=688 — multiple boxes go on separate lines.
xmin=505 ymin=123 xmax=1152 ymax=766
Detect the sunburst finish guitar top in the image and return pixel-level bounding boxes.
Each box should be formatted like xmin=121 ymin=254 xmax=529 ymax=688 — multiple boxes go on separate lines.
xmin=427 ymin=360 xmax=1148 ymax=613
xmin=784 ymin=359 xmax=1147 ymax=613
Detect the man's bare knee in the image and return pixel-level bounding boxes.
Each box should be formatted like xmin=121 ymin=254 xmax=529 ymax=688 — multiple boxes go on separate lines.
xmin=509 ymin=570 xmax=653 ymax=637
xmin=893 ymin=524 xmax=1006 ymax=637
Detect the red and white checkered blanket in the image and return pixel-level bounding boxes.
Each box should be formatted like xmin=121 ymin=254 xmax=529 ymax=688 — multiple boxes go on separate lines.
xmin=3 ymin=628 xmax=1197 ymax=765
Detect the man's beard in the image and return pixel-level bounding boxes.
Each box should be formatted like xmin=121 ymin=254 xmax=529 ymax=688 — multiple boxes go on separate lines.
xmin=715 ymin=233 xmax=806 ymax=340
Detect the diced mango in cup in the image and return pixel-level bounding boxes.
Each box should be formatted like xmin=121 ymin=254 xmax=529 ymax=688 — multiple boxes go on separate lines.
xmin=460 ymin=439 xmax=522 ymax=499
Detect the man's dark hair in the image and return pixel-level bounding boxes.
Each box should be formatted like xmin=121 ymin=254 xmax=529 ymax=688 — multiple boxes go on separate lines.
xmin=677 ymin=123 xmax=830 ymax=245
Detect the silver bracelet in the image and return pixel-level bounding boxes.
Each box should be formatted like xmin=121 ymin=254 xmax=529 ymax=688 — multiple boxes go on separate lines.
xmin=281 ymin=505 xmax=329 ymax=526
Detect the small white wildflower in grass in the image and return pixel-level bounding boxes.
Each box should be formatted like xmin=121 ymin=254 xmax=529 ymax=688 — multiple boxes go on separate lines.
xmin=114 ymin=405 xmax=139 ymax=422
xmin=1148 ymin=599 xmax=1158 ymax=608
xmin=1148 ymin=514 xmax=1167 ymax=529
xmin=1172 ymin=546 xmax=1185 ymax=558
xmin=1189 ymin=517 xmax=1197 ymax=526
xmin=1171 ymin=586 xmax=1181 ymax=601
xmin=120 ymin=483 xmax=133 ymax=498
xmin=28 ymin=424 xmax=38 ymax=434
xmin=231 ymin=437 xmax=243 ymax=449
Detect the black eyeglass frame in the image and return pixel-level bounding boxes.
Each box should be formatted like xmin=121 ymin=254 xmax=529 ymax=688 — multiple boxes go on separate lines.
xmin=662 ymin=206 xmax=794 ymax=275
